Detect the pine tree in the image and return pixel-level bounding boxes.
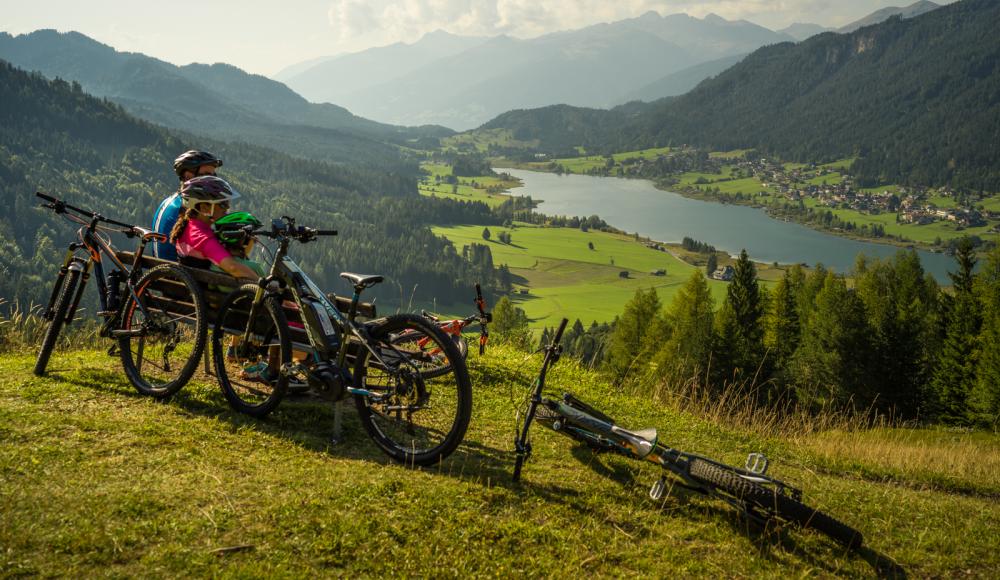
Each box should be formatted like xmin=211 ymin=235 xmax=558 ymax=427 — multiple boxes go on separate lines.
xmin=971 ymin=245 xmax=1000 ymax=426
xmin=766 ymin=268 xmax=801 ymax=378
xmin=706 ymin=253 xmax=718 ymax=277
xmin=605 ymin=288 xmax=662 ymax=380
xmin=854 ymin=250 xmax=940 ymax=417
xmin=652 ymin=270 xmax=715 ymax=386
xmin=789 ymin=272 xmax=870 ymax=410
xmin=715 ymin=249 xmax=766 ymax=382
xmin=930 ymin=238 xmax=981 ymax=424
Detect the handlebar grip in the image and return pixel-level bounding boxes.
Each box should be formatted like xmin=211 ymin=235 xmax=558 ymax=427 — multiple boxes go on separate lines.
xmin=35 ymin=191 xmax=57 ymax=203
xmin=552 ymin=318 xmax=569 ymax=346
xmin=315 ymin=230 xmax=338 ymax=236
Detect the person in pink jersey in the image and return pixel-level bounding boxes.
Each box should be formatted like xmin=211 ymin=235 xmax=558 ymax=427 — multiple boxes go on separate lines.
xmin=169 ymin=176 xmax=259 ymax=280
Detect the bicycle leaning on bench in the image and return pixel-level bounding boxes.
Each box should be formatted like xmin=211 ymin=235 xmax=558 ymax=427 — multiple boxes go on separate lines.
xmin=512 ymin=318 xmax=864 ymax=549
xmin=211 ymin=216 xmax=472 ymax=466
xmin=33 ymin=192 xmax=207 ymax=397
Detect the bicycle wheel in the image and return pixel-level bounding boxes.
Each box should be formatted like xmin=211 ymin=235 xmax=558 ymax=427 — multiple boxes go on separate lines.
xmin=34 ymin=262 xmax=83 ymax=376
xmin=389 ymin=329 xmax=467 ymax=379
xmin=354 ymin=313 xmax=472 ymax=466
xmin=118 ymin=264 xmax=207 ymax=398
xmin=212 ymin=284 xmax=290 ymax=417
xmin=688 ymin=458 xmax=863 ymax=549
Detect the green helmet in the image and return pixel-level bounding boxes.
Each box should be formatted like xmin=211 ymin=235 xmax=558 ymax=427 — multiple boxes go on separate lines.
xmin=214 ymin=211 xmax=262 ymax=247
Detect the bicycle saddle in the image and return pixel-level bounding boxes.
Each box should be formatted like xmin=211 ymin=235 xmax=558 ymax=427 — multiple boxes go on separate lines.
xmin=610 ymin=425 xmax=658 ymax=458
xmin=341 ymin=272 xmax=384 ymax=289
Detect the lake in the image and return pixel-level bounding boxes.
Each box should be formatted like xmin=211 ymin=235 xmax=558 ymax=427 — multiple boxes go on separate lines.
xmin=503 ymin=169 xmax=958 ymax=283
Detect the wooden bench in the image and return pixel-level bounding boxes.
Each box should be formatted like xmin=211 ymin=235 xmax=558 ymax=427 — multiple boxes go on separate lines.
xmin=116 ymin=250 xmax=377 ymax=370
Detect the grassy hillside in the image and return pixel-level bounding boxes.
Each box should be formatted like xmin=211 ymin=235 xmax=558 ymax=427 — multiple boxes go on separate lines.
xmin=1 ymin=345 xmax=997 ymax=576
xmin=431 ymin=224 xmax=733 ymax=328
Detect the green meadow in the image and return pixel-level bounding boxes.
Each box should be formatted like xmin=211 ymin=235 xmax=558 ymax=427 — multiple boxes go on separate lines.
xmin=1 ymin=346 xmax=997 ymax=577
xmin=418 ymin=162 xmax=520 ymax=208
xmin=431 ymin=223 xmax=733 ymax=328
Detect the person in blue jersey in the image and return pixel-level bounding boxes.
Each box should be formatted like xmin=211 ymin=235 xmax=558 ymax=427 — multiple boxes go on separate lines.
xmin=150 ymin=150 xmax=224 ymax=260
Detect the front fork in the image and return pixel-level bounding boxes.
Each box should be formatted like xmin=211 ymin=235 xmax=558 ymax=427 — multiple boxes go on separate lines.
xmin=44 ymin=247 xmax=92 ymax=324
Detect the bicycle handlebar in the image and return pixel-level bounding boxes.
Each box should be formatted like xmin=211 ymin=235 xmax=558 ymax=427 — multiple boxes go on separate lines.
xmin=36 ymin=191 xmax=142 ymax=235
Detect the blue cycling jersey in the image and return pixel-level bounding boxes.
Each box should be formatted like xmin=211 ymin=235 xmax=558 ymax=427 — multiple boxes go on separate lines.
xmin=151 ymin=193 xmax=182 ymax=260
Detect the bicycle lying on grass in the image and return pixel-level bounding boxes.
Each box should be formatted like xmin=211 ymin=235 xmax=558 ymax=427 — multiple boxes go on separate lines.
xmin=392 ymin=283 xmax=492 ymax=378
xmin=513 ymin=318 xmax=864 ymax=549
xmin=211 ymin=216 xmax=472 ymax=465
xmin=34 ymin=192 xmax=207 ymax=397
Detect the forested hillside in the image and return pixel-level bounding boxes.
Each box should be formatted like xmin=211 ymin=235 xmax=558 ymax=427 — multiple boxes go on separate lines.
xmin=481 ymin=0 xmax=1000 ymax=190
xmin=0 ymin=30 xmax=451 ymax=169
xmin=0 ymin=60 xmax=499 ymax=311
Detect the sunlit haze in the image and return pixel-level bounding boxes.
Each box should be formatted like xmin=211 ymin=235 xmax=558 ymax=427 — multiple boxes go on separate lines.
xmin=2 ymin=0 xmax=959 ymax=76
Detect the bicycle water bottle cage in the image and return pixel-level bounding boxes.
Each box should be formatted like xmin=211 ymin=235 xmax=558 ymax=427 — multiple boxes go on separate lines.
xmin=745 ymin=452 xmax=769 ymax=475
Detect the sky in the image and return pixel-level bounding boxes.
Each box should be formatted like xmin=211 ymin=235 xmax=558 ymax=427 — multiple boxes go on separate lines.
xmin=1 ymin=0 xmax=959 ymax=77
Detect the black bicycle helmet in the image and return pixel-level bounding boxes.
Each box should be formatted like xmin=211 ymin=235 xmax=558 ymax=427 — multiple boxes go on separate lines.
xmin=173 ymin=150 xmax=223 ymax=179
xmin=214 ymin=211 xmax=262 ymax=247
xmin=179 ymin=175 xmax=241 ymax=209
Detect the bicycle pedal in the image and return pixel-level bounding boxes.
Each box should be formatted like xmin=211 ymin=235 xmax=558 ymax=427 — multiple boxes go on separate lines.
xmin=96 ymin=310 xmax=116 ymax=318
xmin=650 ymin=476 xmax=668 ymax=501
xmin=106 ymin=344 xmax=118 ymax=357
xmin=746 ymin=453 xmax=769 ymax=475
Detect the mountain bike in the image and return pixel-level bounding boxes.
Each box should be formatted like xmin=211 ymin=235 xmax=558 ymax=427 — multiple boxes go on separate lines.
xmin=211 ymin=216 xmax=472 ymax=466
xmin=33 ymin=192 xmax=207 ymax=397
xmin=513 ymin=318 xmax=864 ymax=549
xmin=392 ymin=283 xmax=492 ymax=378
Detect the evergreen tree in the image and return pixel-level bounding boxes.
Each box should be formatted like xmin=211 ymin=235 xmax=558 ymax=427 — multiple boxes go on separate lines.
xmin=789 ymin=273 xmax=870 ymax=410
xmin=766 ymin=268 xmax=801 ymax=378
xmin=930 ymin=238 xmax=981 ymax=424
xmin=706 ymin=253 xmax=718 ymax=277
xmin=652 ymin=270 xmax=715 ymax=386
xmin=605 ymin=288 xmax=662 ymax=380
xmin=482 ymin=227 xmax=492 ymax=241
xmin=491 ymin=296 xmax=532 ymax=350
xmin=715 ymin=249 xmax=766 ymax=382
xmin=971 ymin=245 xmax=1000 ymax=426
xmin=854 ymin=250 xmax=940 ymax=417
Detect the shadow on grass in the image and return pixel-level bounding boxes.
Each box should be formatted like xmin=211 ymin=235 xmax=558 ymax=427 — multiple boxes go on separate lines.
xmin=49 ymin=366 xmax=581 ymax=501
xmin=564 ymin=440 xmax=904 ymax=577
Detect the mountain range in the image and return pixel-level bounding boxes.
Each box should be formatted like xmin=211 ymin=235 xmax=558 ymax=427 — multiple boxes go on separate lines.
xmin=479 ymin=0 xmax=999 ymax=190
xmin=0 ymin=30 xmax=450 ymax=172
xmin=281 ymin=12 xmax=795 ymax=130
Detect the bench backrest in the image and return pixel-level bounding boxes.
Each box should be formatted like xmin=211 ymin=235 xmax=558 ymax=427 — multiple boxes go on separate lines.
xmin=116 ymin=250 xmax=378 ymax=339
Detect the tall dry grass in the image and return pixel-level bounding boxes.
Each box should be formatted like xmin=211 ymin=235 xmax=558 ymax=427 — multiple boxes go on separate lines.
xmin=0 ymin=299 xmax=99 ymax=354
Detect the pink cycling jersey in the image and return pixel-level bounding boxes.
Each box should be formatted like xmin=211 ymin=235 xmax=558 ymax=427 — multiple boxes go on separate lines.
xmin=175 ymin=219 xmax=232 ymax=265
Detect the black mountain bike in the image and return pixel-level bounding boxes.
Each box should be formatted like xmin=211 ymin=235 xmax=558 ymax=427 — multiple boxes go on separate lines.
xmin=211 ymin=216 xmax=472 ymax=466
xmin=513 ymin=318 xmax=863 ymax=549
xmin=34 ymin=192 xmax=207 ymax=397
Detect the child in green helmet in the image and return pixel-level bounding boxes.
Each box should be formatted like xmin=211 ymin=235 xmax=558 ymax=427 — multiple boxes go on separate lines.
xmin=212 ymin=211 xmax=266 ymax=279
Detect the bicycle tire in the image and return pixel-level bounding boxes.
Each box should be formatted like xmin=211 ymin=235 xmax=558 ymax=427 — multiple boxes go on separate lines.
xmin=388 ymin=329 xmax=467 ymax=379
xmin=118 ymin=264 xmax=207 ymax=398
xmin=688 ymin=458 xmax=863 ymax=549
xmin=212 ymin=284 xmax=290 ymax=417
xmin=33 ymin=263 xmax=83 ymax=376
xmin=354 ymin=313 xmax=472 ymax=466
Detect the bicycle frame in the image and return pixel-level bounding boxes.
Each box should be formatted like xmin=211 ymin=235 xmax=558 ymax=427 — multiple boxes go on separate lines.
xmin=241 ymin=218 xmax=419 ymax=400
xmin=38 ymin=193 xmax=164 ymax=334
xmin=514 ymin=317 xmax=801 ymax=501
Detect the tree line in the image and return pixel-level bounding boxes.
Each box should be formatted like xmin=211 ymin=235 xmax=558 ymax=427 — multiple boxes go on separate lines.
xmin=510 ymin=242 xmax=1000 ymax=427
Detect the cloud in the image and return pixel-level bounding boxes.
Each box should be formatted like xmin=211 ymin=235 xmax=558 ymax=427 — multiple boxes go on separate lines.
xmin=324 ymin=0 xmax=942 ymax=49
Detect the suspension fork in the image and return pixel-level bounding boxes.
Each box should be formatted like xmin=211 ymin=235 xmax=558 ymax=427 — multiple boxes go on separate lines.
xmin=64 ymin=259 xmax=94 ymax=324
xmin=44 ymin=246 xmax=85 ymax=319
